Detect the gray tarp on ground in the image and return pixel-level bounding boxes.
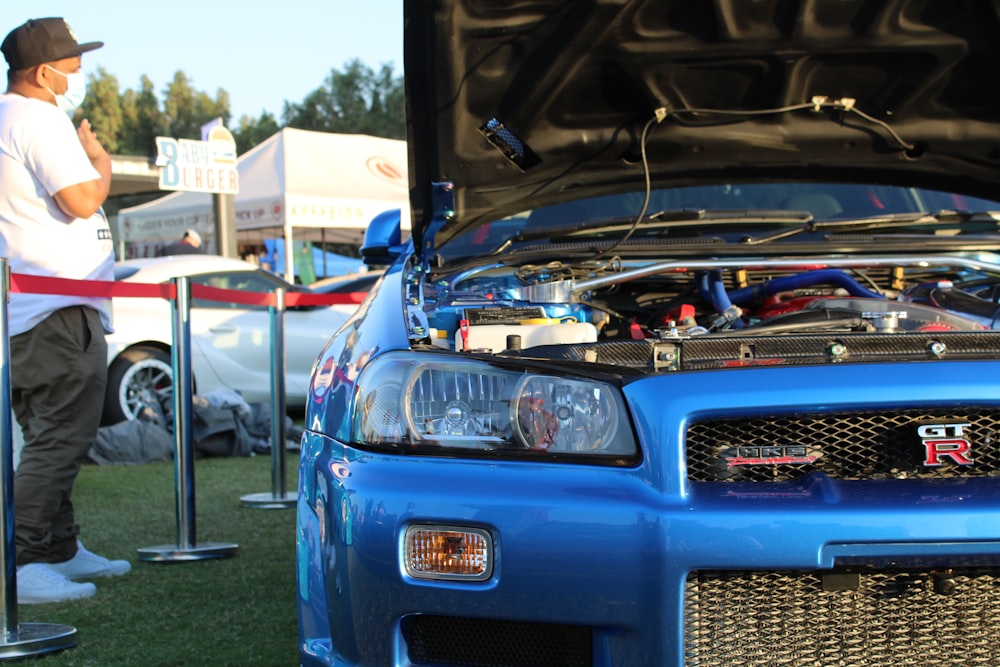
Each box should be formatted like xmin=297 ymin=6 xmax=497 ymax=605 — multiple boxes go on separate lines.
xmin=89 ymin=389 xmax=298 ymax=465
xmin=90 ymin=418 xmax=174 ymax=465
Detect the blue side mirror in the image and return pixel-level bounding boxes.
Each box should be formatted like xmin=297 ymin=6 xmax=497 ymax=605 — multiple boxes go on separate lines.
xmin=362 ymin=209 xmax=405 ymax=266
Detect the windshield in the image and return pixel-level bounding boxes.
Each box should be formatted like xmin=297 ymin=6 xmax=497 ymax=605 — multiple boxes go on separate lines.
xmin=437 ymin=183 xmax=1000 ymax=261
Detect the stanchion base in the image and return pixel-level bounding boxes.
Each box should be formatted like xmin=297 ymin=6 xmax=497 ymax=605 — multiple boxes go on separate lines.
xmin=137 ymin=542 xmax=239 ymax=562
xmin=0 ymin=622 xmax=76 ymax=660
xmin=240 ymin=491 xmax=296 ymax=509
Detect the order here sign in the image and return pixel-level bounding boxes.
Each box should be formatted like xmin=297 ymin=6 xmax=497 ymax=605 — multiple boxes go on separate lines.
xmin=155 ymin=127 xmax=239 ymax=194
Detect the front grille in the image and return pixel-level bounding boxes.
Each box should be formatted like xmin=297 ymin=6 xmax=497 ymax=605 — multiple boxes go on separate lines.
xmin=687 ymin=408 xmax=1000 ymax=482
xmin=405 ymin=614 xmax=592 ymax=667
xmin=685 ymin=568 xmax=1000 ymax=666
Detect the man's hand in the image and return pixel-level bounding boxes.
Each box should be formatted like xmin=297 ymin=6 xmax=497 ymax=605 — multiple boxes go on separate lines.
xmin=53 ymin=118 xmax=112 ymax=220
xmin=77 ymin=118 xmax=110 ymax=164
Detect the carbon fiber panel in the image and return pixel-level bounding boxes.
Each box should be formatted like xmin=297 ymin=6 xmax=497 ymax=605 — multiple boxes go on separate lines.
xmin=504 ymin=333 xmax=1000 ymax=370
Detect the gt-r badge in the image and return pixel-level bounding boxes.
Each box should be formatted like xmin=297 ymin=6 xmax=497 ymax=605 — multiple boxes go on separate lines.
xmin=919 ymin=423 xmax=974 ymax=466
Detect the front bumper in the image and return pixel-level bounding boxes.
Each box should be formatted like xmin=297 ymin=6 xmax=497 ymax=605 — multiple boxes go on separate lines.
xmin=297 ymin=361 xmax=1000 ymax=666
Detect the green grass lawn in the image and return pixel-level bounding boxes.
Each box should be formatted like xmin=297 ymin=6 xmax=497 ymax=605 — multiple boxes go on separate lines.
xmin=15 ymin=455 xmax=300 ymax=666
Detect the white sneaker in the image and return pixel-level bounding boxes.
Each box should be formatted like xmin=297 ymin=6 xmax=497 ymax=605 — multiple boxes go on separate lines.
xmin=17 ymin=563 xmax=96 ymax=604
xmin=47 ymin=541 xmax=132 ymax=580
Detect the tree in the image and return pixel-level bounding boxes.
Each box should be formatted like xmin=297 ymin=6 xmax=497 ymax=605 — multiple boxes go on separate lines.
xmin=161 ymin=71 xmax=231 ymax=140
xmin=119 ymin=76 xmax=163 ymax=156
xmin=283 ymin=59 xmax=404 ymax=139
xmin=373 ymin=64 xmax=406 ymax=139
xmin=232 ymin=112 xmax=282 ymax=154
xmin=79 ymin=67 xmax=125 ymax=153
xmin=83 ymin=59 xmax=405 ymax=161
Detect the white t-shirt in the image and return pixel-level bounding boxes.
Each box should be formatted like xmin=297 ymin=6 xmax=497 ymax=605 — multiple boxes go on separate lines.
xmin=0 ymin=94 xmax=114 ymax=336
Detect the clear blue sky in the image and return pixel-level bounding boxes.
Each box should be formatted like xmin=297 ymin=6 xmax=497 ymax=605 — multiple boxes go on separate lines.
xmin=14 ymin=1 xmax=404 ymax=121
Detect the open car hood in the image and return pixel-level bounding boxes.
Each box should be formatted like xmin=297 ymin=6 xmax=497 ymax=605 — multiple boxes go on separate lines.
xmin=403 ymin=0 xmax=1000 ymax=255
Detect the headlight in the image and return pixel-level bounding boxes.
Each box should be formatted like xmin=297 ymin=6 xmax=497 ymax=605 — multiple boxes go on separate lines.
xmin=352 ymin=352 xmax=636 ymax=461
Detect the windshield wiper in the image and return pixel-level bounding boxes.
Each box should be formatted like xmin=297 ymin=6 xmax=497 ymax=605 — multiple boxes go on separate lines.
xmin=572 ymin=209 xmax=814 ymax=236
xmin=476 ymin=208 xmax=994 ymax=258
xmin=740 ymin=210 xmax=997 ymax=245
xmin=489 ymin=208 xmax=814 ymax=253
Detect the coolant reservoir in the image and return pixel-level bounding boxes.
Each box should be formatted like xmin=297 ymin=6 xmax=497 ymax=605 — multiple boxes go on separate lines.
xmin=453 ymin=321 xmax=598 ymax=353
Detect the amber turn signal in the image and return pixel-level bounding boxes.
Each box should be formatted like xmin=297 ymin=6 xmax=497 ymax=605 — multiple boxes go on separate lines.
xmin=403 ymin=525 xmax=493 ymax=581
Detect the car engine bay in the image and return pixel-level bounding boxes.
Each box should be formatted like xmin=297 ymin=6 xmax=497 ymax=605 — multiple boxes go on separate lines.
xmin=416 ymin=253 xmax=1000 ymax=371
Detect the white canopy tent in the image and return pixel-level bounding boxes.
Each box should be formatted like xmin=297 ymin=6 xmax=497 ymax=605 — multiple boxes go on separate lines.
xmin=116 ymin=128 xmax=410 ymax=281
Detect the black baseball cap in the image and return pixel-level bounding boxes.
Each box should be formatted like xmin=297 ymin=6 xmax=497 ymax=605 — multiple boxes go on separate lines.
xmin=1 ymin=18 xmax=103 ymax=70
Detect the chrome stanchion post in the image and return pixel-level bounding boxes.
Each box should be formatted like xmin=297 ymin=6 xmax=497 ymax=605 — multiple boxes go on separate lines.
xmin=139 ymin=276 xmax=238 ymax=561
xmin=0 ymin=258 xmax=77 ymax=659
xmin=241 ymin=287 xmax=295 ymax=508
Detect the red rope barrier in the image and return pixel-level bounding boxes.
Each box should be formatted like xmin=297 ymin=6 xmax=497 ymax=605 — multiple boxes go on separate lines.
xmin=286 ymin=291 xmax=368 ymax=307
xmin=11 ymin=273 xmax=174 ymax=299
xmin=8 ymin=273 xmax=367 ymax=307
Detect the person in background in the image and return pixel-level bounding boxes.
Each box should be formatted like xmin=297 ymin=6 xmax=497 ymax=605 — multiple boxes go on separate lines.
xmin=157 ymin=228 xmax=205 ymax=256
xmin=0 ymin=16 xmax=131 ymax=604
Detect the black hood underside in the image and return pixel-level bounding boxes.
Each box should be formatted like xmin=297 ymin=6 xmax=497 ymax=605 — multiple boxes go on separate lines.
xmin=404 ymin=0 xmax=1000 ymax=251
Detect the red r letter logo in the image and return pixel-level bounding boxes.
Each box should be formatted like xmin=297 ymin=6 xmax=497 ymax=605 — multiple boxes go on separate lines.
xmin=923 ymin=439 xmax=974 ymax=466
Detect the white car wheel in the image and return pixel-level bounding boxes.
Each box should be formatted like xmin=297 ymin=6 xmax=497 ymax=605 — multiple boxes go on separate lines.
xmin=104 ymin=346 xmax=175 ymax=425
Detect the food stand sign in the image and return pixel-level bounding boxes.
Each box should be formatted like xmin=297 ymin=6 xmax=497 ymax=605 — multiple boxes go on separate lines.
xmin=154 ymin=125 xmax=239 ymax=194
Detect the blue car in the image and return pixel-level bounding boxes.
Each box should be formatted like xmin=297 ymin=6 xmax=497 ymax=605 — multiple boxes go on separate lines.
xmin=297 ymin=2 xmax=1000 ymax=665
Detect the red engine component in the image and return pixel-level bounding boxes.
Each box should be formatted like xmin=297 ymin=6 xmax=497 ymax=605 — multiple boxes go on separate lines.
xmin=755 ymin=295 xmax=831 ymax=320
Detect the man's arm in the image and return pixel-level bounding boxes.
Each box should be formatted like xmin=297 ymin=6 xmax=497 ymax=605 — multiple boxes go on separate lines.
xmin=53 ymin=118 xmax=111 ymax=219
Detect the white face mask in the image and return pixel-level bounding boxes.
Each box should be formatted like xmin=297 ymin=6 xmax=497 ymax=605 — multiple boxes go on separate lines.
xmin=43 ymin=65 xmax=87 ymax=115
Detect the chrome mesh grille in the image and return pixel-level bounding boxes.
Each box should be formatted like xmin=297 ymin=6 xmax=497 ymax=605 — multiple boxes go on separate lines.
xmin=685 ymin=569 xmax=1000 ymax=666
xmin=687 ymin=408 xmax=1000 ymax=482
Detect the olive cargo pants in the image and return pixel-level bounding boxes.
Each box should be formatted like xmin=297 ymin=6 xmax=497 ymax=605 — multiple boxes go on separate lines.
xmin=9 ymin=306 xmax=107 ymax=565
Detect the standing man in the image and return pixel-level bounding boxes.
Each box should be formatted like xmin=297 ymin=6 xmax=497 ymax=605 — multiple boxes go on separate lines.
xmin=0 ymin=17 xmax=131 ymax=604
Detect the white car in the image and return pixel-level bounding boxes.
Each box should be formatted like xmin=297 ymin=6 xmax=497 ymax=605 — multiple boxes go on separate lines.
xmin=104 ymin=254 xmax=355 ymax=424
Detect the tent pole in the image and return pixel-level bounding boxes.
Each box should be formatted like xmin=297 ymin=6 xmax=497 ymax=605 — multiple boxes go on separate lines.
xmin=213 ymin=193 xmax=238 ymax=258
xmin=283 ymin=210 xmax=294 ymax=284
xmin=321 ymin=228 xmax=327 ymax=277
